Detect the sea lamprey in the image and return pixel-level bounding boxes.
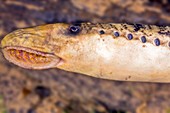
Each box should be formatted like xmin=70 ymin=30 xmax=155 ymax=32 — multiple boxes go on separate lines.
xmin=1 ymin=23 xmax=170 ymax=82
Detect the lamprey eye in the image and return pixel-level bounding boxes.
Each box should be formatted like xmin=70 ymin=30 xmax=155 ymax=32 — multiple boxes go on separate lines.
xmin=69 ymin=25 xmax=81 ymax=34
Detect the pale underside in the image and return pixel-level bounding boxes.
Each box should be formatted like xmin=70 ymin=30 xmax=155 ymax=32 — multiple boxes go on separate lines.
xmin=55 ymin=34 xmax=170 ymax=83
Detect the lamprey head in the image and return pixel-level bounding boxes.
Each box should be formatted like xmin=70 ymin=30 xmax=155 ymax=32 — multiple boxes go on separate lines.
xmin=1 ymin=23 xmax=101 ymax=74
xmin=1 ymin=23 xmax=70 ymax=69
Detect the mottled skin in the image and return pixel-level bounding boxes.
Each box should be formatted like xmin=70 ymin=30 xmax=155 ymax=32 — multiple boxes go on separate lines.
xmin=1 ymin=23 xmax=170 ymax=82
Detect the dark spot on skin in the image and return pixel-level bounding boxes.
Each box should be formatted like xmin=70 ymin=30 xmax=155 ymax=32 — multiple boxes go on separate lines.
xmin=109 ymin=23 xmax=113 ymax=28
xmin=141 ymin=36 xmax=147 ymax=43
xmin=112 ymin=25 xmax=118 ymax=30
xmin=99 ymin=30 xmax=105 ymax=34
xmin=148 ymin=25 xmax=152 ymax=29
xmin=34 ymin=86 xmax=51 ymax=99
xmin=154 ymin=38 xmax=160 ymax=46
xmin=123 ymin=25 xmax=128 ymax=29
xmin=69 ymin=25 xmax=81 ymax=35
xmin=158 ymin=31 xmax=170 ymax=36
xmin=127 ymin=33 xmax=133 ymax=40
xmin=122 ymin=24 xmax=128 ymax=29
xmin=114 ymin=32 xmax=119 ymax=37
xmin=98 ymin=23 xmax=105 ymax=29
xmin=142 ymin=45 xmax=146 ymax=47
xmin=133 ymin=23 xmax=145 ymax=32
xmin=125 ymin=76 xmax=131 ymax=80
xmin=157 ymin=24 xmax=167 ymax=27
xmin=157 ymin=25 xmax=167 ymax=31
xmin=102 ymin=39 xmax=105 ymax=41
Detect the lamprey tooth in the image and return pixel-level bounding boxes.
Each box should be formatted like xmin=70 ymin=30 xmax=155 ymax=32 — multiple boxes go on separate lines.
xmin=23 ymin=51 xmax=30 ymax=62
xmin=29 ymin=52 xmax=37 ymax=63
xmin=10 ymin=49 xmax=15 ymax=57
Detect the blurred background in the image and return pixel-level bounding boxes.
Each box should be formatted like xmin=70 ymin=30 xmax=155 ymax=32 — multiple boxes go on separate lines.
xmin=0 ymin=0 xmax=170 ymax=113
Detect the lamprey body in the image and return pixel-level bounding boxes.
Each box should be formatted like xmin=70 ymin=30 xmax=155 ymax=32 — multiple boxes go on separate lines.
xmin=1 ymin=23 xmax=170 ymax=82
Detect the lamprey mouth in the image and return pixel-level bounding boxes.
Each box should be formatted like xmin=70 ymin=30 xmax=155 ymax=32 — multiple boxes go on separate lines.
xmin=2 ymin=46 xmax=62 ymax=69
